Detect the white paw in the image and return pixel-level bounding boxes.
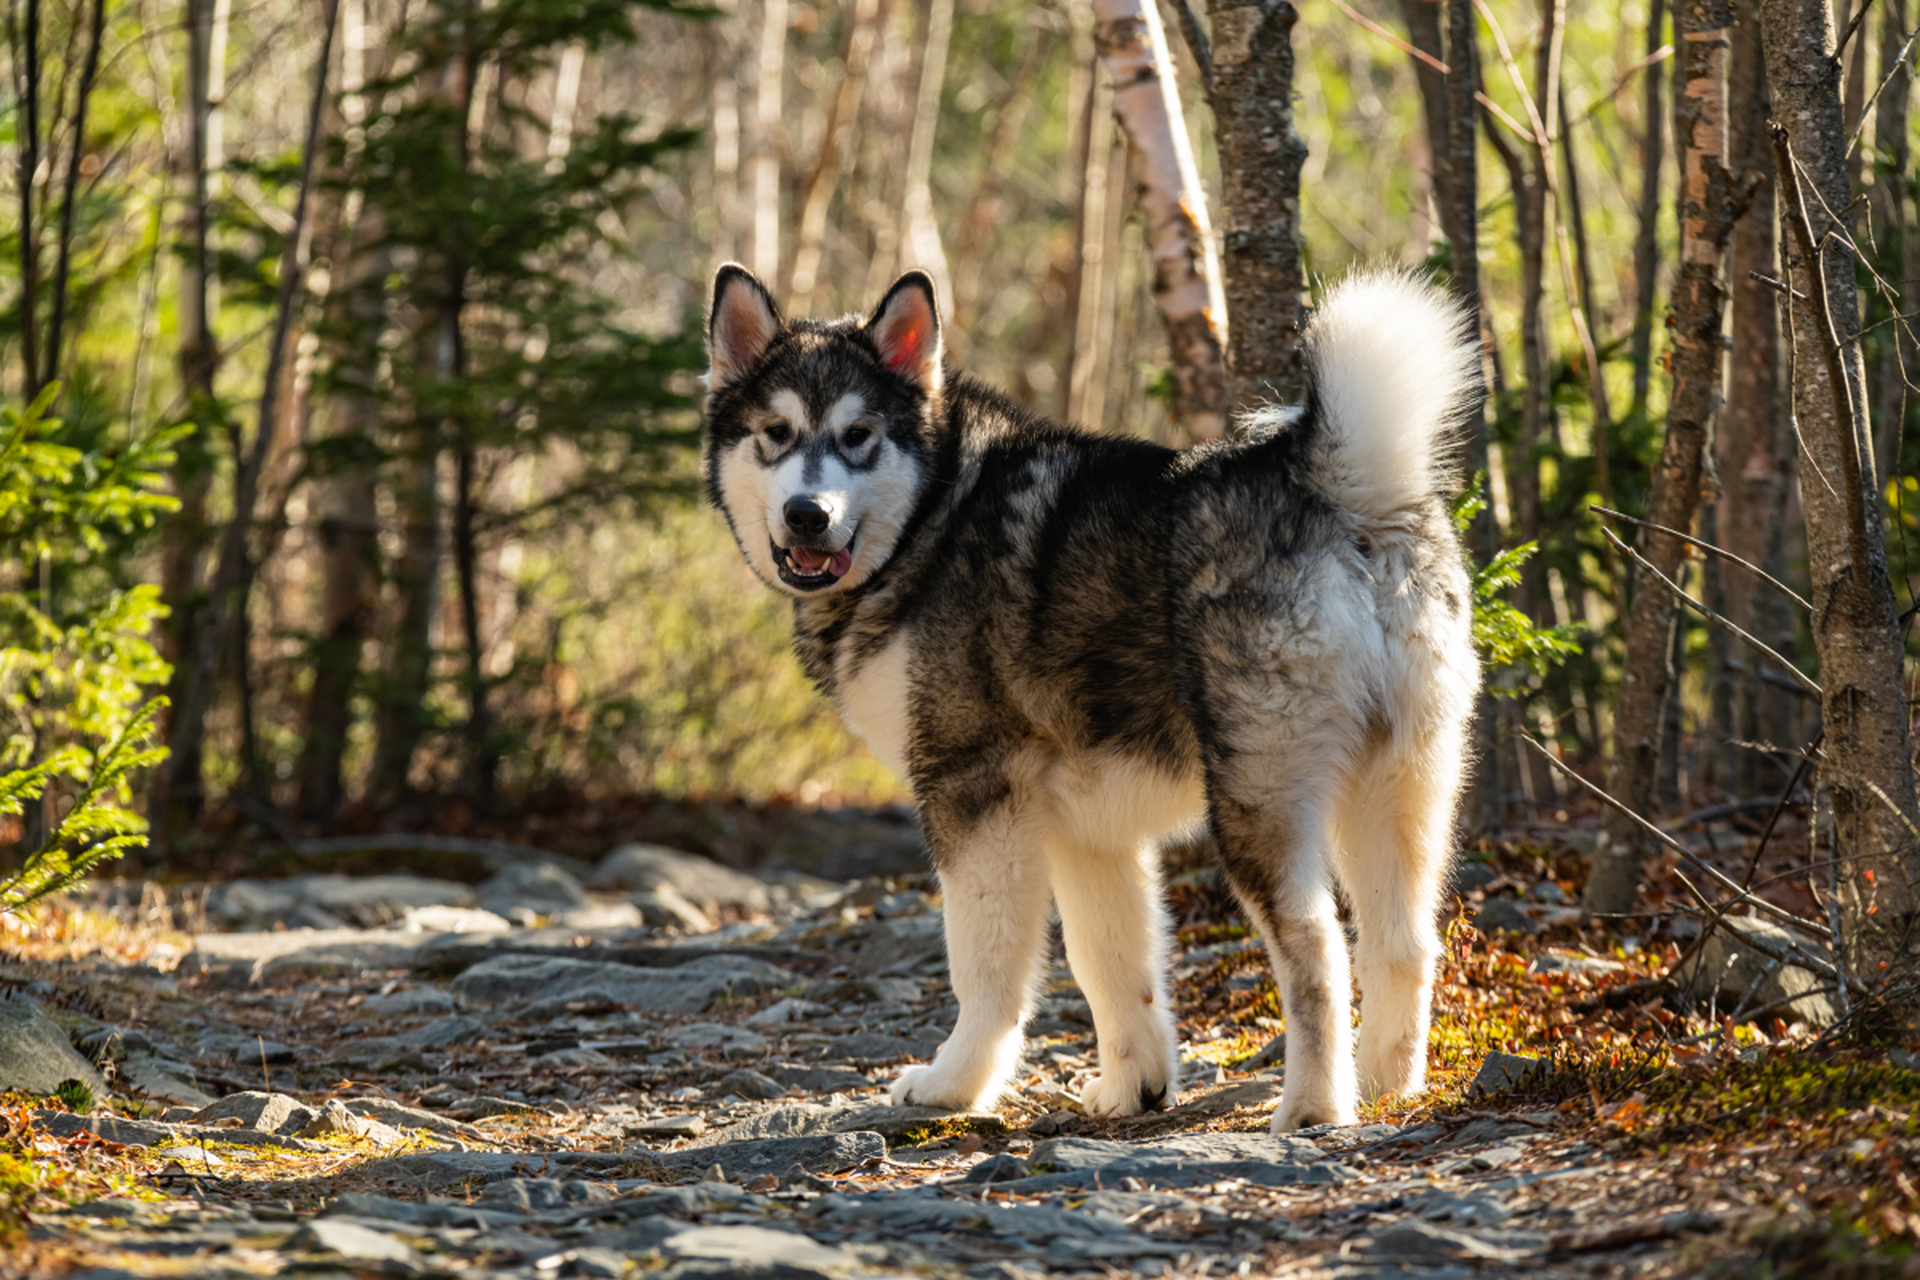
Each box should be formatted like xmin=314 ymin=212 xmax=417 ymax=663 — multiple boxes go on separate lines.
xmin=1079 ymin=1068 xmax=1174 ymax=1117
xmin=1270 ymin=1092 xmax=1357 ymax=1133
xmin=889 ymin=1061 xmax=986 ymax=1111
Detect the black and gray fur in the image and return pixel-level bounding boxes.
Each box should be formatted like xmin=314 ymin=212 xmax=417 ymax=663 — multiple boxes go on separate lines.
xmin=703 ymin=264 xmax=1481 ymax=1130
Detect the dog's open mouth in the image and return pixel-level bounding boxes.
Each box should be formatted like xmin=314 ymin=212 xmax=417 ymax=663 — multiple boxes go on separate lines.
xmin=774 ymin=539 xmax=854 ymax=590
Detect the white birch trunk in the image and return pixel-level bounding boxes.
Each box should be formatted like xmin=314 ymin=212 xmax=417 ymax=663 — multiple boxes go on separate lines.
xmin=1091 ymin=0 xmax=1227 ymax=442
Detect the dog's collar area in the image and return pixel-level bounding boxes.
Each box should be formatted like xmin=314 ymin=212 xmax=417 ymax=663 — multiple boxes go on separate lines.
xmin=774 ymin=537 xmax=854 ymax=590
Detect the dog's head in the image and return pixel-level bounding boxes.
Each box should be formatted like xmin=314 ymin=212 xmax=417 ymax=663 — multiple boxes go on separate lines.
xmin=702 ymin=265 xmax=944 ymax=598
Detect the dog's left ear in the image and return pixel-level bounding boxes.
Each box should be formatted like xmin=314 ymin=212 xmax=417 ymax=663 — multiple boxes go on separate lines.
xmin=709 ymin=263 xmax=782 ymax=388
xmin=866 ymin=271 xmax=943 ymax=394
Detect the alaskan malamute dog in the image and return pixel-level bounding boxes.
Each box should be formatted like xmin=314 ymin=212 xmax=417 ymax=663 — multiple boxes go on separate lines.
xmin=703 ymin=264 xmax=1480 ymax=1131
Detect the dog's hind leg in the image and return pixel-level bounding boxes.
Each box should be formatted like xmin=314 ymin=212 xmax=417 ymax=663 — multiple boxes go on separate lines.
xmin=890 ymin=800 xmax=1052 ymax=1112
xmin=1047 ymin=835 xmax=1180 ymax=1116
xmin=1213 ymin=779 xmax=1357 ymax=1133
xmin=1335 ymin=740 xmax=1458 ymax=1104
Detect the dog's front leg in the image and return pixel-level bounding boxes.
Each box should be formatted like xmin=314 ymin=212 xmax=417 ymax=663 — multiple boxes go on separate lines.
xmin=1048 ymin=838 xmax=1179 ymax=1116
xmin=890 ymin=804 xmax=1052 ymax=1111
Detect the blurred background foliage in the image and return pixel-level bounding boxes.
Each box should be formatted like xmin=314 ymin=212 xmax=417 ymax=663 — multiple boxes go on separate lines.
xmin=0 ymin=0 xmax=1903 ymax=870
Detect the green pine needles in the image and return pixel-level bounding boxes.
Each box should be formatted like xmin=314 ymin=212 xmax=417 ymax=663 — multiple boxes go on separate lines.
xmin=1453 ymin=473 xmax=1583 ymax=691
xmin=0 ymin=388 xmax=178 ymax=913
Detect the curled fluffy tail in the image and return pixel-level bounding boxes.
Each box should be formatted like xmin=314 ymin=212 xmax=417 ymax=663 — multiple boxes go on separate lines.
xmin=1247 ymin=269 xmax=1481 ymax=522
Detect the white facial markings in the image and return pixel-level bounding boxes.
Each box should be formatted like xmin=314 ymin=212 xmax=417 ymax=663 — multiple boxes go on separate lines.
xmin=822 ymin=392 xmax=868 ymax=435
xmin=715 ymin=438 xmax=783 ymax=589
xmin=764 ymin=389 xmax=811 ymax=445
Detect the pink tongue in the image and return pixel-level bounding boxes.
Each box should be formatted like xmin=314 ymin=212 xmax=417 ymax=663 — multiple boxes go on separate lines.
xmin=790 ymin=545 xmax=851 ymax=577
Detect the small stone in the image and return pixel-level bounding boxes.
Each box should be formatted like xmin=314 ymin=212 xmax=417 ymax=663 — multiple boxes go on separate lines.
xmin=150 ymin=1144 xmax=226 ymax=1166
xmin=300 ymin=1098 xmax=365 ymax=1139
xmin=631 ymin=1113 xmax=708 ymax=1140
xmin=476 ymin=863 xmax=591 ymax=918
xmin=362 ymin=987 xmax=456 ymax=1016
xmin=590 ymin=844 xmax=771 ymax=914
xmin=634 ymin=883 xmax=714 ymax=933
xmin=1468 ymin=1051 xmax=1550 ymax=1098
xmin=190 ymin=1092 xmax=317 ymax=1136
xmin=718 ymin=1069 xmax=787 ymax=1100
xmin=1030 ymin=1109 xmax=1081 ymax=1136
xmin=703 ymin=1162 xmax=728 ymax=1183
xmin=744 ymin=998 xmax=826 ymax=1027
xmin=963 ymin=1153 xmax=1030 ymax=1184
xmin=1473 ymin=896 xmax=1537 ymax=935
xmin=288 ymin=1218 xmax=417 ymax=1263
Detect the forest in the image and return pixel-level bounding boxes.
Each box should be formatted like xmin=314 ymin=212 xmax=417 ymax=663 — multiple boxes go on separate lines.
xmin=0 ymin=0 xmax=1916 ymax=1267
xmin=6 ymin=0 xmax=1920 ymax=1019
xmin=2 ymin=0 xmax=1918 ymax=1007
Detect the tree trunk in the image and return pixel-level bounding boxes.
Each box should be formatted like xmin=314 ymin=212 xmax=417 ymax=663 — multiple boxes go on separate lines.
xmin=1761 ymin=0 xmax=1920 ymax=1026
xmin=1065 ymin=32 xmax=1114 ymax=428
xmin=371 ymin=31 xmax=470 ymax=801
xmin=786 ymin=0 xmax=882 ymax=311
xmin=1206 ymin=0 xmax=1308 ymax=412
xmin=150 ymin=0 xmax=221 ymax=851
xmin=1512 ymin=0 xmax=1563 ymax=626
xmin=14 ymin=0 xmax=42 ymax=402
xmin=747 ymin=0 xmax=786 ymax=284
xmin=1716 ymin=0 xmax=1793 ymax=795
xmin=1399 ymin=0 xmax=1448 ymax=243
xmin=1628 ymin=0 xmax=1666 ymax=410
xmin=1436 ymin=0 xmax=1504 ymax=832
xmin=899 ymin=0 xmax=955 ymax=308
xmin=298 ymin=0 xmax=384 ymax=822
xmin=1870 ymin=0 xmax=1912 ymax=481
xmin=1091 ymin=0 xmax=1226 ymax=443
xmin=1585 ymin=0 xmax=1738 ymax=918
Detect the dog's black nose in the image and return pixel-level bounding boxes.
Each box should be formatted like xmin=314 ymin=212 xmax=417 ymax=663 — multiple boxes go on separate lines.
xmin=784 ymin=496 xmax=831 ymax=539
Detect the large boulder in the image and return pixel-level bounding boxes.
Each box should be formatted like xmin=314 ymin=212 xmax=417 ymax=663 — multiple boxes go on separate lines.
xmin=590 ymin=844 xmax=770 ymax=915
xmin=0 ymin=1000 xmax=107 ymax=1098
xmin=1678 ymin=917 xmax=1837 ymax=1027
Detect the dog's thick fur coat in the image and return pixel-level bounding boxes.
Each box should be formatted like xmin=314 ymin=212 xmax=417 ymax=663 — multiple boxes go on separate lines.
xmin=703 ymin=265 xmax=1480 ymax=1131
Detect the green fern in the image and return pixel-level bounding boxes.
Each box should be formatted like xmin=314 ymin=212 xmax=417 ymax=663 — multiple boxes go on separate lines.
xmin=0 ymin=390 xmax=176 ymax=914
xmin=1452 ymin=474 xmax=1583 ymax=692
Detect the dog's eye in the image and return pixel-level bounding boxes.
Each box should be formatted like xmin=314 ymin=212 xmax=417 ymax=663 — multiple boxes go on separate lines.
xmin=764 ymin=420 xmax=793 ymax=445
xmin=844 ymin=423 xmax=873 ymax=448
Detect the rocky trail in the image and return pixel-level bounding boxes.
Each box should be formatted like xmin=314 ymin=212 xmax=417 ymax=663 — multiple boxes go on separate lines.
xmin=0 ymin=835 xmax=1913 ymax=1278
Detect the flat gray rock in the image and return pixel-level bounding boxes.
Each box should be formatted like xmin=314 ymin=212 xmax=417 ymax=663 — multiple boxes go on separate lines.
xmin=1678 ymin=917 xmax=1837 ymax=1026
xmin=33 ymin=1110 xmax=325 ymax=1152
xmin=0 ymin=1000 xmax=107 ymax=1098
xmin=118 ymin=1057 xmax=213 ymax=1108
xmin=696 ymin=1102 xmax=977 ymax=1144
xmin=653 ymin=1132 xmax=887 ymax=1181
xmin=212 ymin=874 xmax=475 ymax=929
xmin=287 ymin=1217 xmax=417 ymax=1262
xmin=591 ymin=844 xmax=771 ymax=912
xmin=398 ymin=1013 xmax=487 ymax=1049
xmin=361 ymin=987 xmax=456 ymax=1016
xmin=178 ymin=929 xmax=425 ymax=987
xmin=452 ymin=953 xmax=785 ymax=1014
xmin=663 ymin=1223 xmax=863 ymax=1272
xmin=189 ymin=1091 xmax=316 ymax=1136
xmin=346 ymin=1097 xmax=485 ymax=1141
xmin=477 ymin=862 xmax=591 ymax=916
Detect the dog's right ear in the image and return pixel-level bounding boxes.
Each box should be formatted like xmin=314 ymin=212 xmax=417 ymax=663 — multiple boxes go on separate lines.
xmin=708 ymin=264 xmax=782 ymax=388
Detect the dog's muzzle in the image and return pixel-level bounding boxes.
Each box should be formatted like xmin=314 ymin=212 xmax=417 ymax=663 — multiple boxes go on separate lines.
xmin=775 ymin=497 xmax=853 ymax=590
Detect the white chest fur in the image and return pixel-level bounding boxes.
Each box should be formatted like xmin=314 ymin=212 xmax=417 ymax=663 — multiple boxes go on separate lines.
xmin=835 ymin=635 xmax=913 ymax=780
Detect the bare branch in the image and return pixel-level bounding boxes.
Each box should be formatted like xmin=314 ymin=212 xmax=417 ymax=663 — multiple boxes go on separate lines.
xmin=1521 ymin=732 xmax=1835 ymax=941
xmin=1592 ymin=504 xmax=1812 ymax=610
xmin=1601 ymin=525 xmax=1823 ymax=698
